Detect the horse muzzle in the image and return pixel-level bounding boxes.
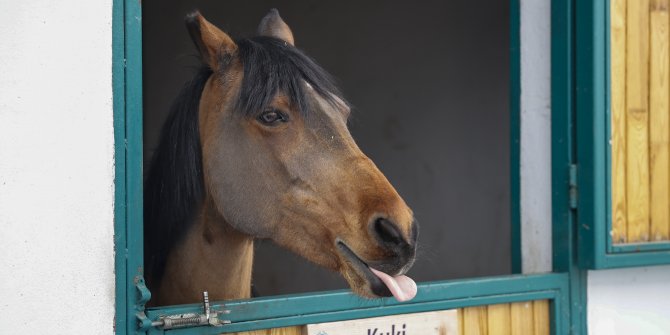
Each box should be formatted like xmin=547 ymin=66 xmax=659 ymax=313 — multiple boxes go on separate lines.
xmin=368 ymin=217 xmax=418 ymax=275
xmin=336 ymin=229 xmax=418 ymax=302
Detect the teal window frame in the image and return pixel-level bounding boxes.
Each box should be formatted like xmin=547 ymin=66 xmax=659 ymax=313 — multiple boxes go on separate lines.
xmin=113 ymin=0 xmax=581 ymax=334
xmin=575 ymin=0 xmax=670 ymax=269
xmin=114 ymin=0 xmax=144 ymax=333
xmin=144 ymin=274 xmax=569 ymax=335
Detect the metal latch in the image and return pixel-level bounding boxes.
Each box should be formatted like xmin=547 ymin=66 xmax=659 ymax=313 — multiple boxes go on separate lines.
xmin=152 ymin=291 xmax=231 ymax=330
xmin=569 ymin=163 xmax=578 ymax=210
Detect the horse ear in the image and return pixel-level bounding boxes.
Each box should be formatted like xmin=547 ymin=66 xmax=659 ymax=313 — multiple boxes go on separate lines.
xmin=185 ymin=11 xmax=237 ymax=69
xmin=257 ymin=9 xmax=295 ymax=46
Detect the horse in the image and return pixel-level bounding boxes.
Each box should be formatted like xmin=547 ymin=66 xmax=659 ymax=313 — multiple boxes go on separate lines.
xmin=144 ymin=9 xmax=419 ymax=307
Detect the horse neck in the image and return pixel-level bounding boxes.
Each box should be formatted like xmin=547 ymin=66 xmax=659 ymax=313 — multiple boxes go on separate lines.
xmin=154 ymin=196 xmax=254 ymax=306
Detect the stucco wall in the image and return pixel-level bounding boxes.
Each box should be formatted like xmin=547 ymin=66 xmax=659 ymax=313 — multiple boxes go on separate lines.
xmin=588 ymin=266 xmax=670 ymax=335
xmin=0 ymin=1 xmax=115 ymax=333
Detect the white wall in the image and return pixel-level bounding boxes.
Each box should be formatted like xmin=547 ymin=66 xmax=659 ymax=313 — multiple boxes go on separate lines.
xmin=588 ymin=266 xmax=670 ymax=335
xmin=520 ymin=0 xmax=553 ymax=273
xmin=0 ymin=1 xmax=115 ymax=334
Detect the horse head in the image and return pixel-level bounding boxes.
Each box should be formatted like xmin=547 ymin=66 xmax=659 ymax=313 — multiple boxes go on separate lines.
xmin=148 ymin=10 xmax=419 ymax=303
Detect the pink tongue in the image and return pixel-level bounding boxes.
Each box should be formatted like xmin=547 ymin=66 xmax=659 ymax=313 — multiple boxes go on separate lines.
xmin=369 ymin=267 xmax=417 ymax=302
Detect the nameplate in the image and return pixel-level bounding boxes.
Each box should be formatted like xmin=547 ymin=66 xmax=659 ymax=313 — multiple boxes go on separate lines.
xmin=305 ymin=310 xmax=458 ymax=335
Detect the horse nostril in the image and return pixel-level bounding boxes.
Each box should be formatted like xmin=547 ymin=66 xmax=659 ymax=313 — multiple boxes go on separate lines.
xmin=373 ymin=218 xmax=404 ymax=246
xmin=410 ymin=220 xmax=419 ymax=244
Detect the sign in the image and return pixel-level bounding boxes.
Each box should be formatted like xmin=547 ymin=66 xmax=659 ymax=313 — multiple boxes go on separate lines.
xmin=305 ymin=310 xmax=458 ymax=335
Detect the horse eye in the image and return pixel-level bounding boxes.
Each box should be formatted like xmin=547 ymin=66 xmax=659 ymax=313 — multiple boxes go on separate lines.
xmin=258 ymin=109 xmax=287 ymax=125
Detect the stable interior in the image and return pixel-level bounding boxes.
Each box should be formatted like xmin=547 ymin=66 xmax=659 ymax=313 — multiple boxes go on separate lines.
xmin=143 ymin=0 xmax=510 ymax=296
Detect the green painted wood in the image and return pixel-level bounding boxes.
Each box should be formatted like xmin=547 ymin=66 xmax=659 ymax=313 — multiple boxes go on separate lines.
xmin=604 ymin=0 xmax=615 ymax=256
xmin=552 ymin=0 xmax=575 ymax=276
xmin=552 ymin=1 xmax=588 ymax=335
xmin=147 ymin=274 xmax=568 ymax=322
xmin=144 ymin=273 xmax=568 ymax=334
xmin=113 ymin=0 xmax=145 ymax=333
xmin=510 ymin=0 xmax=522 ymax=275
xmin=165 ymin=293 xmax=557 ymax=334
xmin=612 ymin=241 xmax=670 ymax=253
xmin=113 ymin=0 xmax=127 ymax=333
xmin=576 ymin=0 xmax=608 ymax=270
xmin=600 ymin=250 xmax=670 ymax=267
xmin=124 ymin=0 xmax=144 ymax=279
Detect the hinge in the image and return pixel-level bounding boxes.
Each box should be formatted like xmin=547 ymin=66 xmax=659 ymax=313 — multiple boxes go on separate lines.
xmin=151 ymin=291 xmax=231 ymax=330
xmin=569 ymin=164 xmax=578 ymax=210
xmin=134 ymin=275 xmax=153 ymax=332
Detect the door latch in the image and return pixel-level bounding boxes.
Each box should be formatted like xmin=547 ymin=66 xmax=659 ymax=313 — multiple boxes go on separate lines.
xmin=152 ymin=291 xmax=231 ymax=330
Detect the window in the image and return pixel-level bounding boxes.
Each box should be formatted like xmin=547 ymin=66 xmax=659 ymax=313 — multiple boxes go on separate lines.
xmin=114 ymin=0 xmax=574 ymax=334
xmin=143 ymin=1 xmax=512 ymax=295
xmin=576 ymin=0 xmax=670 ymax=269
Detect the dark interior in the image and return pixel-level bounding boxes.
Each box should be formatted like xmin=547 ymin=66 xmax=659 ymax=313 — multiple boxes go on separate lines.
xmin=143 ymin=0 xmax=510 ymax=296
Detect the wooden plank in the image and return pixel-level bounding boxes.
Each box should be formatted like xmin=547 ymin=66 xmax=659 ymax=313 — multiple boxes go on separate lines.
xmin=650 ymin=0 xmax=670 ymax=241
xmin=235 ymin=329 xmax=264 ymax=335
xmin=305 ymin=310 xmax=458 ymax=335
xmin=510 ymin=302 xmax=533 ymax=335
xmin=532 ymin=300 xmax=550 ymax=335
xmin=270 ymin=327 xmax=303 ymax=335
xmin=462 ymin=306 xmax=488 ymax=335
xmin=626 ymin=0 xmax=651 ymax=242
xmin=271 ymin=327 xmax=303 ymax=335
xmin=235 ymin=327 xmax=304 ymax=335
xmin=486 ymin=304 xmax=511 ymax=335
xmin=611 ymin=0 xmax=628 ymax=243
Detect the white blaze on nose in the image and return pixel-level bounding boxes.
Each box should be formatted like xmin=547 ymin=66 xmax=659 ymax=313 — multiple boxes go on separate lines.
xmin=369 ymin=267 xmax=417 ymax=302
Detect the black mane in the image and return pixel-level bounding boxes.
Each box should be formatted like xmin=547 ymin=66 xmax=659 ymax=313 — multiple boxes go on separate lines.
xmin=144 ymin=67 xmax=210 ymax=288
xmin=144 ymin=36 xmax=345 ymax=287
xmin=235 ymin=36 xmax=344 ymax=115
